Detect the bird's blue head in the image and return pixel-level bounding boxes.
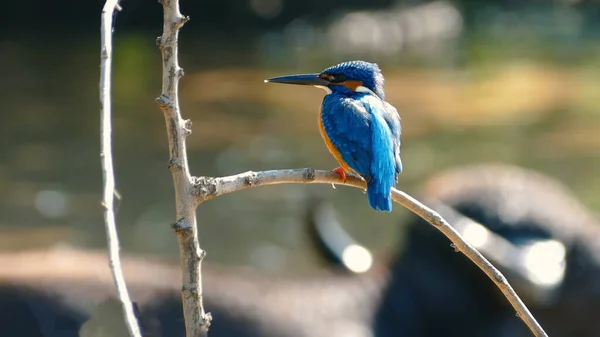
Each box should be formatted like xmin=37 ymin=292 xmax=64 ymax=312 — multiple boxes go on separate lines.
xmin=265 ymin=60 xmax=386 ymax=100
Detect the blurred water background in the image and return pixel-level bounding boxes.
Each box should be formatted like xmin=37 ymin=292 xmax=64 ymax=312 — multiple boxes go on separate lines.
xmin=1 ymin=0 xmax=598 ymax=274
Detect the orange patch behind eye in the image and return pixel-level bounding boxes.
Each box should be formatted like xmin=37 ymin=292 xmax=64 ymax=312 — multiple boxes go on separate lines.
xmin=343 ymin=80 xmax=362 ymax=91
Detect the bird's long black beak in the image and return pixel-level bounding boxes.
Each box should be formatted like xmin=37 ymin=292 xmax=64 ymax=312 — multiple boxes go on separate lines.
xmin=264 ymin=73 xmax=329 ymax=86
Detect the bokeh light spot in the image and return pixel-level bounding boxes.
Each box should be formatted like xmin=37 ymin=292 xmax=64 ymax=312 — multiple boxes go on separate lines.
xmin=35 ymin=189 xmax=69 ymax=219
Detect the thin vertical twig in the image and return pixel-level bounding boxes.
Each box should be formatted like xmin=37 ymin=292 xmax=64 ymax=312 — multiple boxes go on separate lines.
xmin=99 ymin=1 xmax=142 ymax=336
xmin=156 ymin=1 xmax=211 ymax=336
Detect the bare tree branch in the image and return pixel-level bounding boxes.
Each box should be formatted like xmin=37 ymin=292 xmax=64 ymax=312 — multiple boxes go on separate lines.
xmin=99 ymin=1 xmax=142 ymax=336
xmin=192 ymin=168 xmax=548 ymax=337
xmin=150 ymin=2 xmax=545 ymax=336
xmin=156 ymin=0 xmax=211 ymax=336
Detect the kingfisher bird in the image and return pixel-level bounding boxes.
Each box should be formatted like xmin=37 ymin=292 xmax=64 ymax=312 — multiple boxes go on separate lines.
xmin=265 ymin=61 xmax=402 ymax=212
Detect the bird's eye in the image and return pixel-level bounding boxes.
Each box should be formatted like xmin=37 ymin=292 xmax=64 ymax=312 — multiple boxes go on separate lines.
xmin=328 ymin=74 xmax=347 ymax=83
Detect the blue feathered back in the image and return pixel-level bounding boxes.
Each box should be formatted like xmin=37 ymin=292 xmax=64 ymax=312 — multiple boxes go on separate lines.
xmin=321 ymin=93 xmax=400 ymax=212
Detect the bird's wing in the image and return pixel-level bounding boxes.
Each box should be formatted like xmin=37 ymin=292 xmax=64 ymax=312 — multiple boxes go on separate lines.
xmin=321 ymin=97 xmax=373 ymax=179
xmin=382 ymin=101 xmax=403 ymax=174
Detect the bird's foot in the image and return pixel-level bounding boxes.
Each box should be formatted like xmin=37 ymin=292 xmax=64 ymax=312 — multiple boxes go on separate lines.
xmin=333 ymin=167 xmax=347 ymax=183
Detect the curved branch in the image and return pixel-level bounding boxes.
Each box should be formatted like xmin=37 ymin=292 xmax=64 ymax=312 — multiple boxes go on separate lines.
xmin=193 ymin=168 xmax=548 ymax=337
xmin=100 ymin=1 xmax=142 ymax=336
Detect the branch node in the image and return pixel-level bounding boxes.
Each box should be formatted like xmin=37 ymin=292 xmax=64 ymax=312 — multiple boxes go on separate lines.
xmin=183 ymin=119 xmax=192 ymax=135
xmin=171 ymin=217 xmax=192 ymax=232
xmin=172 ymin=15 xmax=190 ymax=29
xmin=244 ymin=172 xmax=259 ymax=187
xmin=167 ymin=159 xmax=183 ymax=172
xmin=156 ymin=36 xmax=162 ymax=47
xmin=192 ymin=176 xmax=218 ymax=202
xmin=429 ymin=212 xmax=445 ymax=227
xmin=156 ymin=95 xmax=177 ymax=111
xmin=156 ymin=94 xmax=169 ymax=108
xmin=201 ymin=312 xmax=213 ymax=330
xmin=450 ymin=243 xmax=459 ymax=252
xmin=304 ymin=168 xmax=317 ymax=181
xmin=177 ymin=68 xmax=185 ymax=78
xmin=494 ymin=272 xmax=508 ymax=285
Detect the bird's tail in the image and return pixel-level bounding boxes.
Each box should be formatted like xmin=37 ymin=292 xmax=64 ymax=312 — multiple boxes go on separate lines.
xmin=368 ymin=112 xmax=396 ymax=212
xmin=367 ymin=178 xmax=393 ymax=212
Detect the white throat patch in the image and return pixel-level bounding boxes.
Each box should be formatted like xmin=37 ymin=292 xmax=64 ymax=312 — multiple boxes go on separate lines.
xmin=315 ymin=85 xmax=332 ymax=94
xmin=314 ymin=84 xmax=376 ymax=96
xmin=356 ymin=85 xmax=377 ymax=96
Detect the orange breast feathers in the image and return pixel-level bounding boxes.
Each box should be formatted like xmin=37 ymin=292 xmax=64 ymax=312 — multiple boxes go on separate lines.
xmin=318 ymin=112 xmax=354 ymax=173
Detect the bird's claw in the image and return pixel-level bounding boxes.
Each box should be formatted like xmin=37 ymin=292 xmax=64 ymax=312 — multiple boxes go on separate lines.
xmin=333 ymin=167 xmax=347 ymax=183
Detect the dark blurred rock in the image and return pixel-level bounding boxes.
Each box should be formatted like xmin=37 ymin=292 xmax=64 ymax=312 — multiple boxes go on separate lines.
xmin=0 ymin=248 xmax=385 ymax=337
xmin=374 ymin=164 xmax=600 ymax=337
xmin=0 ymin=285 xmax=85 ymax=337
